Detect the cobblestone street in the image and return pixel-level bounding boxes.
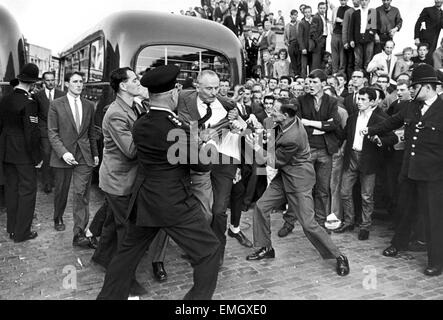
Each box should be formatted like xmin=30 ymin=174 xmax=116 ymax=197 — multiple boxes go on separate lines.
xmin=1 ymin=183 xmax=442 ymax=301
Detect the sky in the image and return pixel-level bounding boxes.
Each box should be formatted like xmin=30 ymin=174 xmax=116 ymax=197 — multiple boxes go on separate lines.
xmin=0 ymin=0 xmax=441 ymax=55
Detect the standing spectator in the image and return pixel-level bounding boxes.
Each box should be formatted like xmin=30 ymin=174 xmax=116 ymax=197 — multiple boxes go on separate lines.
xmin=214 ymin=0 xmax=229 ymax=22
xmin=260 ymin=0 xmax=271 ymax=15
xmin=375 ymin=0 xmax=403 ymax=54
xmin=277 ymin=10 xmax=285 ymax=25
xmin=244 ymin=29 xmax=259 ymax=78
xmin=285 ymin=9 xmax=301 ymax=76
xmin=342 ymin=0 xmax=361 ymax=79
xmin=367 ymin=40 xmax=397 ymax=84
xmin=393 ymin=47 xmax=414 ymax=80
xmin=295 ymin=69 xmax=341 ymax=230
xmin=331 ymin=0 xmax=351 ymax=74
xmin=260 ymin=50 xmax=274 ymax=78
xmin=255 ymin=10 xmax=268 ymax=26
xmin=33 ymin=71 xmax=65 ymax=194
xmin=273 ymin=48 xmax=290 ymax=79
xmin=202 ymin=3 xmax=214 ymax=20
xmin=311 ymin=2 xmax=329 ymax=71
xmin=433 ymin=37 xmax=443 ymax=70
xmin=246 ymin=0 xmax=259 ymax=24
xmin=411 ymin=43 xmax=434 ymax=67
xmin=299 ymin=5 xmax=314 ymax=77
xmin=258 ymin=20 xmax=277 ymax=58
xmin=48 ymin=71 xmax=99 ymax=248
xmin=336 ymin=72 xmax=349 ymax=97
xmin=336 ymin=87 xmax=396 ymax=239
xmin=219 ymin=79 xmax=231 ymax=98
xmin=0 ymin=63 xmax=41 ymax=242
xmin=223 ymin=5 xmax=243 ymax=37
xmin=267 ymin=12 xmax=276 ymax=25
xmin=349 ymin=0 xmax=381 ymax=72
xmin=414 ymin=0 xmax=443 ymax=58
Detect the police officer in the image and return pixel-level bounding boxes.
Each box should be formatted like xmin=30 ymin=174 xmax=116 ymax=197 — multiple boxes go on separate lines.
xmin=0 ymin=63 xmax=41 ymax=242
xmin=97 ymin=65 xmax=221 ymax=300
xmin=362 ymin=64 xmax=443 ymax=276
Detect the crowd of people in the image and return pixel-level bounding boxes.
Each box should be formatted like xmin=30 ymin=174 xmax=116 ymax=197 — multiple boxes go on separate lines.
xmin=1 ymin=0 xmax=443 ymax=301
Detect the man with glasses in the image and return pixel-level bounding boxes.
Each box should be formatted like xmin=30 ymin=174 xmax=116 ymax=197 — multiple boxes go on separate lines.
xmin=34 ymin=71 xmax=64 ymax=194
xmin=344 ymin=70 xmax=366 ymax=115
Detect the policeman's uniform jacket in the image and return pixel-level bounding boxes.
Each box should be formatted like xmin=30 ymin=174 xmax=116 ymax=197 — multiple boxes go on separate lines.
xmin=128 ymin=107 xmax=211 ymax=227
xmin=0 ymin=88 xmax=41 ymax=166
xmin=368 ymin=98 xmax=443 ymax=181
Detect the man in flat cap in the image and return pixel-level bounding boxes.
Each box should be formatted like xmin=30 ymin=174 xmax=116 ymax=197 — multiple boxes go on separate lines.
xmin=362 ymin=64 xmax=443 ymax=276
xmin=0 ymin=63 xmax=41 ymax=242
xmin=97 ymin=65 xmax=221 ymax=300
xmin=244 ymin=98 xmax=350 ymax=277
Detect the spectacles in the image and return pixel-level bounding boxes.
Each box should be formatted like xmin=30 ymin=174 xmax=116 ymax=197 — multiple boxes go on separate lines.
xmin=352 ymin=75 xmax=363 ymax=79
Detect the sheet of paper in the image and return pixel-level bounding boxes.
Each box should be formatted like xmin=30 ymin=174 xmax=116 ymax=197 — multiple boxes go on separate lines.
xmin=312 ymin=129 xmax=325 ymax=135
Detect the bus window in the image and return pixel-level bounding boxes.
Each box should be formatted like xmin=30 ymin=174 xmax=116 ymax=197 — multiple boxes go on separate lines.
xmin=89 ymin=39 xmax=104 ymax=82
xmin=79 ymin=45 xmax=90 ymax=82
xmin=136 ymin=45 xmax=231 ymax=84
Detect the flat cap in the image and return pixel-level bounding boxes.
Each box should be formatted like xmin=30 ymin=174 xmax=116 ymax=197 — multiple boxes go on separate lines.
xmin=140 ymin=65 xmax=180 ymax=94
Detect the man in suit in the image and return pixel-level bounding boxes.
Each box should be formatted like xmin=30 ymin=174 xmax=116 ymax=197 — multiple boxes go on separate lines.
xmin=284 ymin=9 xmax=301 ymax=76
xmin=244 ymin=98 xmax=350 ymax=277
xmin=298 ymin=5 xmax=314 ymax=78
xmin=292 ymin=69 xmax=341 ymax=233
xmin=177 ymin=70 xmax=240 ymax=265
xmin=223 ymin=5 xmax=243 ymax=37
xmin=367 ymin=40 xmax=397 ymax=84
xmin=349 ymin=0 xmax=381 ymax=71
xmin=97 ymin=65 xmax=221 ymax=300
xmin=363 ymin=64 xmax=443 ymax=276
xmin=331 ymin=0 xmax=351 ymax=74
xmin=335 ymin=87 xmax=396 ymax=239
xmin=342 ymin=0 xmax=361 ymax=80
xmin=258 ymin=21 xmax=277 ymax=66
xmin=311 ymin=2 xmax=329 ymax=70
xmin=0 ymin=63 xmax=41 ymax=243
xmin=244 ymin=29 xmax=259 ymax=78
xmin=414 ymin=0 xmax=443 ymax=57
xmin=33 ymin=71 xmax=65 ymax=194
xmin=343 ymin=70 xmax=366 ymax=115
xmin=48 ymin=71 xmax=99 ymax=248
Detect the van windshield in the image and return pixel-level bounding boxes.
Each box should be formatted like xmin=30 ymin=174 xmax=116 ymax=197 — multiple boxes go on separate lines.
xmin=136 ymin=45 xmax=231 ymax=85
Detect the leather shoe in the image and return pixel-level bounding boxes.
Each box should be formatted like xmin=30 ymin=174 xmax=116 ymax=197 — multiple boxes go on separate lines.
xmin=14 ymin=231 xmax=38 ymax=243
xmin=43 ymin=184 xmax=52 ymax=194
xmin=336 ymin=255 xmax=350 ymax=276
xmin=424 ymin=265 xmax=443 ymax=277
xmin=333 ymin=224 xmax=354 ymax=234
xmin=129 ymin=279 xmax=147 ymax=296
xmin=246 ymin=247 xmax=275 ymax=261
xmin=87 ymin=236 xmax=98 ymax=249
xmin=152 ymin=262 xmax=167 ymax=282
xmin=382 ymin=245 xmax=399 ymax=257
xmin=277 ymin=225 xmax=293 ymax=238
xmin=358 ymin=229 xmax=369 ymax=241
xmin=408 ymin=240 xmax=427 ymax=252
xmin=228 ymin=229 xmax=253 ymax=247
xmin=9 ymin=233 xmax=15 ymax=240
xmin=72 ymin=234 xmax=91 ymax=248
xmin=54 ymin=219 xmax=66 ymax=232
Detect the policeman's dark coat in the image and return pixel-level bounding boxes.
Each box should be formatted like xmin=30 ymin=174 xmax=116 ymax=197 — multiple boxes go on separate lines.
xmin=33 ymin=88 xmax=65 ymax=138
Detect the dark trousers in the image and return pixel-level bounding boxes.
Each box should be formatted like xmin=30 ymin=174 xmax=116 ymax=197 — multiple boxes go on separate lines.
xmin=97 ymin=204 xmax=221 ymax=300
xmin=40 ymin=137 xmax=53 ymax=187
xmin=53 ymin=163 xmax=93 ymax=236
xmin=310 ymin=148 xmax=333 ymax=226
xmin=354 ymin=41 xmax=375 ymax=71
xmin=92 ymin=192 xmax=169 ymax=268
xmin=312 ymin=36 xmax=327 ymax=70
xmin=301 ymin=52 xmax=313 ymax=78
xmin=288 ymin=42 xmax=301 ymax=76
xmin=344 ymin=48 xmax=355 ymax=81
xmin=4 ymin=163 xmax=37 ymax=240
xmin=230 ymin=164 xmax=257 ymax=227
xmin=391 ymin=178 xmax=443 ymax=267
xmin=331 ymin=33 xmax=346 ymax=74
xmin=89 ymin=198 xmax=109 ymax=237
xmin=385 ymin=150 xmax=404 ymax=218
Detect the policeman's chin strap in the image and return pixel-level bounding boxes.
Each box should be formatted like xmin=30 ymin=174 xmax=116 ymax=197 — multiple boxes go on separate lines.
xmin=412 ymin=85 xmax=423 ymax=103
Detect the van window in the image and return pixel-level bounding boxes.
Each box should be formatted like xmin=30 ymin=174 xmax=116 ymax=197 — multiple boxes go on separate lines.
xmin=89 ymin=39 xmax=104 ymax=82
xmin=79 ymin=46 xmax=90 ymax=82
xmin=136 ymin=45 xmax=231 ymax=84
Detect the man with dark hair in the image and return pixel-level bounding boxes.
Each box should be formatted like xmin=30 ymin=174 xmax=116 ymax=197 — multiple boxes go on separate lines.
xmin=0 ymin=63 xmax=41 ymax=242
xmin=342 ymin=0 xmax=361 ymax=79
xmin=279 ymin=76 xmax=292 ymax=90
xmin=298 ymin=5 xmax=314 ymax=77
xmin=294 ymin=69 xmax=341 ymax=232
xmin=223 ymin=4 xmax=243 ymax=37
xmin=331 ymin=0 xmax=351 ymax=74
xmin=336 ymin=72 xmax=349 ymax=97
xmin=344 ymin=70 xmax=366 ymax=115
xmin=375 ymin=0 xmax=403 ymax=54
xmin=412 ymin=43 xmax=434 ymax=67
xmin=335 ymin=87 xmax=396 ymax=239
xmin=48 ymin=71 xmax=99 ymax=248
xmin=414 ymin=0 xmax=443 ymax=57
xmin=244 ymin=98 xmax=350 ymax=277
xmin=285 ymin=9 xmax=301 ymax=76
xmin=33 ymin=71 xmax=65 ymax=194
xmin=311 ymin=2 xmax=329 ymax=70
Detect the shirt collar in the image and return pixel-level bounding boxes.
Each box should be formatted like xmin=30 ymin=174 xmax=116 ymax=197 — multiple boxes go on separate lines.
xmin=67 ymin=92 xmax=80 ymax=101
xmin=279 ymin=117 xmax=297 ymax=133
xmin=359 ymin=106 xmax=376 ymax=117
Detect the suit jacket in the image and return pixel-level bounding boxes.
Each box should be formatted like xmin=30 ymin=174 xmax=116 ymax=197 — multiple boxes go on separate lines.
xmin=99 ymin=96 xmax=138 ymax=196
xmin=223 ymin=14 xmax=243 ymax=37
xmin=342 ymin=7 xmax=356 ymax=45
xmin=369 ymin=98 xmax=443 ymax=181
xmin=310 ymin=13 xmax=326 ymax=42
xmin=0 ymin=88 xmax=41 ymax=166
xmin=33 ymin=88 xmax=65 ymax=138
xmin=414 ymin=6 xmax=443 ymax=52
xmin=128 ymin=109 xmax=210 ymax=227
xmin=258 ymin=30 xmax=276 ymax=53
xmin=270 ymin=117 xmax=316 ymax=192
xmin=342 ymin=107 xmax=396 ymax=174
xmin=295 ymin=94 xmax=341 ymax=155
xmin=47 ymin=95 xmax=98 ymax=168
xmin=343 ymin=92 xmax=358 ymax=116
xmin=298 ymin=18 xmax=312 ymax=52
xmin=349 ymin=8 xmax=380 ymax=44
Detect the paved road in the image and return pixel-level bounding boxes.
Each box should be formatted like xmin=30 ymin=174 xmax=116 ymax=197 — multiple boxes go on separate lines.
xmin=1 ymin=183 xmax=442 ymax=300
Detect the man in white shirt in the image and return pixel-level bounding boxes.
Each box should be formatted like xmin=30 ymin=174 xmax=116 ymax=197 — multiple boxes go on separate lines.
xmin=367 ymin=40 xmax=397 ymax=84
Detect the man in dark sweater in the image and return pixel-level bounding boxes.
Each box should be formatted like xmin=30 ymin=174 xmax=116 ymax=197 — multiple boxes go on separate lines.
xmin=331 ymin=0 xmax=351 ymax=74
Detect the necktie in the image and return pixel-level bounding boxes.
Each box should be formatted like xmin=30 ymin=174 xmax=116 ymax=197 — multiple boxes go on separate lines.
xmin=131 ymin=102 xmax=140 ymax=118
xmin=198 ymin=102 xmax=213 ymax=129
xmin=353 ymin=93 xmax=358 ymax=106
xmin=74 ymin=98 xmax=81 ymax=132
xmin=48 ymin=91 xmax=52 ymax=102
xmin=386 ymin=58 xmax=391 ymax=74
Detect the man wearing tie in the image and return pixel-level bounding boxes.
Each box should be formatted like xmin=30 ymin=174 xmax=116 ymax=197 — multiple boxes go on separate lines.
xmin=34 ymin=71 xmax=64 ymax=194
xmin=48 ymin=71 xmax=99 ymax=248
xmin=367 ymin=40 xmax=397 ymax=85
xmin=414 ymin=0 xmax=443 ymax=57
xmin=343 ymin=70 xmax=366 ymax=115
